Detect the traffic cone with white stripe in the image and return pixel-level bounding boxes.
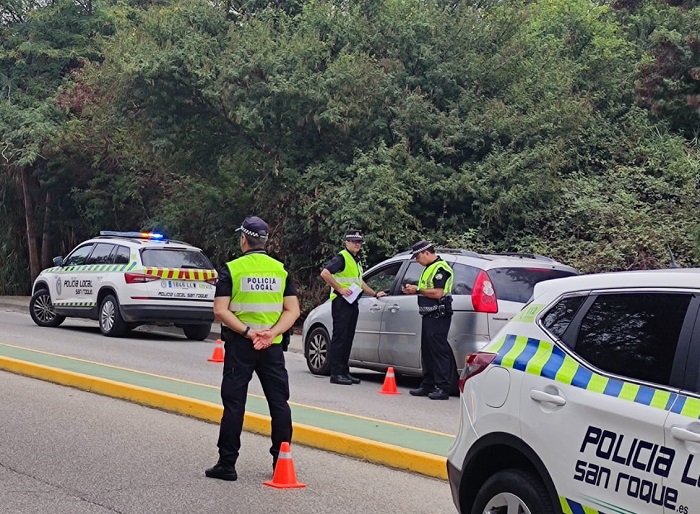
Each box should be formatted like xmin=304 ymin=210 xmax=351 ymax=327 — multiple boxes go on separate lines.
xmin=378 ymin=366 xmax=400 ymax=395
xmin=264 ymin=442 xmax=306 ymax=489
xmin=207 ymin=339 xmax=224 ymax=363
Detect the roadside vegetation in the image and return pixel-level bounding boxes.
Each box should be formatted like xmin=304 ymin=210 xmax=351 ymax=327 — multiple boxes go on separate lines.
xmin=2 ymin=0 xmax=699 ymax=312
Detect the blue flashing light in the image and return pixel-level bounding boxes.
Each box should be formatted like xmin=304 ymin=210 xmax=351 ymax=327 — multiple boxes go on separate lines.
xmin=100 ymin=231 xmax=166 ymax=240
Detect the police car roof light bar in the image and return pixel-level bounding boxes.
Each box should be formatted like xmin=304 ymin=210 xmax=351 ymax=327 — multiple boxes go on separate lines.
xmin=99 ymin=231 xmax=165 ymax=240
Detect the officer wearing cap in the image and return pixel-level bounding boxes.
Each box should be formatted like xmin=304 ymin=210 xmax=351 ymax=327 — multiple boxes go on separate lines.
xmin=206 ymin=216 xmax=300 ymax=481
xmin=320 ymin=229 xmax=387 ymax=385
xmin=401 ymin=241 xmax=454 ymax=400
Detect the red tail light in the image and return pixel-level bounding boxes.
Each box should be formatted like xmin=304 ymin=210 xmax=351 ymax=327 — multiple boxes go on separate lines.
xmin=124 ymin=272 xmax=159 ymax=284
xmin=205 ymin=277 xmax=218 ymax=285
xmin=458 ymin=352 xmax=497 ymax=392
xmin=472 ymin=270 xmax=498 ymax=313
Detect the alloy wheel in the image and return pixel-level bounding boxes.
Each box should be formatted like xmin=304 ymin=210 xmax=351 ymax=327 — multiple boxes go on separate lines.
xmin=100 ymin=300 xmax=116 ymax=333
xmin=482 ymin=492 xmax=532 ymax=514
xmin=308 ymin=332 xmax=327 ymax=369
xmin=33 ymin=293 xmax=57 ymax=323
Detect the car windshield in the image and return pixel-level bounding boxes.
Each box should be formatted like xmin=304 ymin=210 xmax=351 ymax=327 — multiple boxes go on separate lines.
xmin=141 ymin=249 xmax=214 ymax=269
xmin=489 ymin=268 xmax=576 ymax=303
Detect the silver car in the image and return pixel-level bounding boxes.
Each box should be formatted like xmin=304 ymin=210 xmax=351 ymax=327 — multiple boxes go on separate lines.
xmin=302 ymin=249 xmax=577 ymax=391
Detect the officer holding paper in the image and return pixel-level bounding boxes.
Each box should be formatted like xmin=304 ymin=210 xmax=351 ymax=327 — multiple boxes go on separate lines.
xmin=320 ymin=230 xmax=386 ymax=385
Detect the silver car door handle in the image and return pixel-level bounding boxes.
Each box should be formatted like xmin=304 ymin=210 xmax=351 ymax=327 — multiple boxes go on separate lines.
xmin=369 ymin=305 xmax=382 ymax=312
xmin=530 ymin=389 xmax=566 ymax=406
xmin=671 ymin=426 xmax=700 ymax=443
xmin=388 ymin=304 xmax=400 ymax=313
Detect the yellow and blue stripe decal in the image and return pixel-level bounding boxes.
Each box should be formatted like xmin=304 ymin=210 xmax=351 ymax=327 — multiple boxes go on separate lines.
xmin=561 ymin=496 xmax=629 ymax=514
xmin=560 ymin=497 xmax=601 ymax=513
xmin=488 ymin=334 xmax=683 ymax=415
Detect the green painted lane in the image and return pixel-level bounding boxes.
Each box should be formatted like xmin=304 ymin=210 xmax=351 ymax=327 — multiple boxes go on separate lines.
xmin=0 ymin=343 xmax=454 ymax=456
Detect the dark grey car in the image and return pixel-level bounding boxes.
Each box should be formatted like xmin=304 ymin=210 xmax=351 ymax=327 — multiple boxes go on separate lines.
xmin=302 ymin=249 xmax=577 ymax=391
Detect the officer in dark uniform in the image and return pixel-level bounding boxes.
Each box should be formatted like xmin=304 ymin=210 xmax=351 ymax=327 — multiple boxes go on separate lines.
xmin=402 ymin=240 xmax=454 ymax=400
xmin=205 ymin=216 xmax=300 ymax=481
xmin=320 ymin=229 xmax=386 ymax=385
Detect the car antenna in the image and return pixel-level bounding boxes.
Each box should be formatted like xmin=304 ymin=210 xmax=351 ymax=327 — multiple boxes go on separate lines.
xmin=666 ymin=244 xmax=681 ymax=268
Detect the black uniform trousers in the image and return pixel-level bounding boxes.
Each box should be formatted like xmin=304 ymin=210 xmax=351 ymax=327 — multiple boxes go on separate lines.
xmin=419 ymin=314 xmax=453 ymax=392
xmin=217 ymin=329 xmax=292 ymax=466
xmin=329 ymin=297 xmax=360 ymax=376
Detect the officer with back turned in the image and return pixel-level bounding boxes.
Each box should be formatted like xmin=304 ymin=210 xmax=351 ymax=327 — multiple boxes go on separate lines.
xmin=205 ymin=216 xmax=300 ymax=480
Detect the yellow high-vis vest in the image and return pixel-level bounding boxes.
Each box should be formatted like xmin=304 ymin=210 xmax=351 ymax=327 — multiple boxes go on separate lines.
xmin=227 ymin=253 xmax=287 ymax=344
xmin=329 ymin=249 xmax=362 ymax=301
xmin=418 ymin=260 xmax=454 ymax=294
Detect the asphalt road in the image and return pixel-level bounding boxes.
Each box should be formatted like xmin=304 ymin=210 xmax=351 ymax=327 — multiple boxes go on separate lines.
xmin=0 ymin=370 xmax=455 ymax=514
xmin=0 ymin=308 xmax=461 ymax=435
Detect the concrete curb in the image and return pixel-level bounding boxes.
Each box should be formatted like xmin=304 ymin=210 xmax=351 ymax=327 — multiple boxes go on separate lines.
xmin=0 ymin=354 xmax=447 ymax=480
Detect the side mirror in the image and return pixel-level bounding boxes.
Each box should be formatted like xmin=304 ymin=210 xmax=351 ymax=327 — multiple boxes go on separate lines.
xmin=53 ymin=256 xmax=64 ymax=266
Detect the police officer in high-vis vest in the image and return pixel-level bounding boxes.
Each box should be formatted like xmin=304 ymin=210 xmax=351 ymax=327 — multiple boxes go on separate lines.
xmin=320 ymin=229 xmax=387 ymax=385
xmin=402 ymin=240 xmax=454 ymax=400
xmin=206 ymin=216 xmax=300 ymax=481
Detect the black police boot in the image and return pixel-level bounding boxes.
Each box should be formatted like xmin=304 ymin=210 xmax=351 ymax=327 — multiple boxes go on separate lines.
xmin=409 ymin=386 xmax=434 ymax=397
xmin=345 ymin=374 xmax=361 ymax=384
xmin=428 ymin=388 xmax=450 ymax=400
xmin=205 ymin=460 xmax=238 ymax=481
xmin=330 ymin=375 xmax=353 ymax=385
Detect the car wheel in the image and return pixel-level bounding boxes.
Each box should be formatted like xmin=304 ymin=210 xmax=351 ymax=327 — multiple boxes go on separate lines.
xmin=183 ymin=323 xmax=212 ymax=341
xmin=305 ymin=326 xmax=330 ymax=375
xmin=29 ymin=289 xmax=65 ymax=328
xmin=471 ymin=468 xmax=554 ymax=514
xmin=99 ymin=294 xmax=127 ymax=337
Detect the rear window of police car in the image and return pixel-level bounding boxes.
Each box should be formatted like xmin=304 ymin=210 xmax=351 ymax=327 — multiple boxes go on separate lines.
xmin=141 ymin=249 xmax=214 ymax=269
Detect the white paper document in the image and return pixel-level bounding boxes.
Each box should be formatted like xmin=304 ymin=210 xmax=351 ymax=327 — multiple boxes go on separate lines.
xmin=344 ymin=283 xmax=362 ymax=303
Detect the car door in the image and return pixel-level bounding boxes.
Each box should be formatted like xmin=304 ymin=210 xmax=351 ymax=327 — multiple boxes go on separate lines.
xmin=349 ymin=261 xmax=403 ymax=363
xmin=663 ymin=293 xmax=700 ymax=514
xmin=54 ymin=243 xmax=95 ymax=308
xmin=378 ymin=258 xmax=456 ymax=371
xmin=82 ymin=243 xmax=116 ymax=307
xmin=519 ymin=291 xmax=690 ymax=514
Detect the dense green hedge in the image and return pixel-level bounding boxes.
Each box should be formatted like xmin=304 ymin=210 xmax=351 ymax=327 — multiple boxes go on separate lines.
xmin=1 ymin=0 xmax=699 ymax=313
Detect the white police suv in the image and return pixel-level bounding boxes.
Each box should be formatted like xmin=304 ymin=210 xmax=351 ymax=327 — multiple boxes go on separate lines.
xmin=447 ymin=269 xmax=700 ymax=514
xmin=29 ymin=231 xmax=217 ymax=339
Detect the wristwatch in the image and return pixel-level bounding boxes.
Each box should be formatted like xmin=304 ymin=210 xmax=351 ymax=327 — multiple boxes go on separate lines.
xmin=243 ymin=326 xmax=251 ymax=338
xmin=416 ymin=287 xmax=421 ymax=295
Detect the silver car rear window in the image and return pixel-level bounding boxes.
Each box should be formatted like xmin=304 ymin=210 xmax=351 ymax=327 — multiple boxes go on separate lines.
xmin=489 ymin=268 xmax=577 ymax=303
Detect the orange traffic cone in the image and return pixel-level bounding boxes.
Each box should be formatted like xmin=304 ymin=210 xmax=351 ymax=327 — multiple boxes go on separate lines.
xmin=207 ymin=339 xmax=225 ymax=363
xmin=264 ymin=442 xmax=306 ymax=489
xmin=378 ymin=366 xmax=400 ymax=395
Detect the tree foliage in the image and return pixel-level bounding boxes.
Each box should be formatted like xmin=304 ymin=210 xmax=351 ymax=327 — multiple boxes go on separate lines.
xmin=1 ymin=0 xmax=699 ymax=313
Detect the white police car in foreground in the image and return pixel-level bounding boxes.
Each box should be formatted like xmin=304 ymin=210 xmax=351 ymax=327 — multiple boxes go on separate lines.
xmin=30 ymin=231 xmax=217 ymax=339
xmin=447 ymin=269 xmax=700 ymax=514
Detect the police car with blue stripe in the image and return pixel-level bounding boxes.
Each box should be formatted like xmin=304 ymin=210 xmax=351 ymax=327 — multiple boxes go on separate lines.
xmin=30 ymin=231 xmax=217 ymax=339
xmin=447 ymin=269 xmax=700 ymax=514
